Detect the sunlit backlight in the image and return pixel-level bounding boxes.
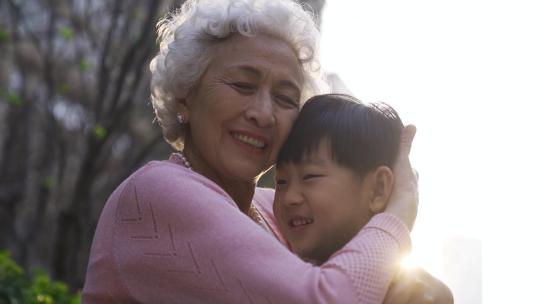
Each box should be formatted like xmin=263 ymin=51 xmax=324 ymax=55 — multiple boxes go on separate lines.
xmin=400 ymin=254 xmax=419 ymax=270
xmin=320 ymin=1 xmax=540 ymax=302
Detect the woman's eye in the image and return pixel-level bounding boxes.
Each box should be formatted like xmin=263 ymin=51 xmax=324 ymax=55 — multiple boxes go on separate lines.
xmin=231 ymin=82 xmax=255 ymax=93
xmin=302 ymin=174 xmax=322 ymax=181
xmin=275 ymin=94 xmax=299 ymax=108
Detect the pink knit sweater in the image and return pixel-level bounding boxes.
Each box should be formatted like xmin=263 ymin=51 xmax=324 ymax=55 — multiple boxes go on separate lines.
xmin=82 ymin=155 xmax=411 ymax=303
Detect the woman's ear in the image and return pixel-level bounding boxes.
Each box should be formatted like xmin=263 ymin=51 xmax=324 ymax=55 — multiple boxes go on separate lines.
xmin=176 ymin=98 xmax=189 ymax=123
xmin=368 ymin=166 xmax=394 ymax=214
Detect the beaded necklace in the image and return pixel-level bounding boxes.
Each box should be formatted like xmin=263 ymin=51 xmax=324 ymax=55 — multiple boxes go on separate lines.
xmin=176 ymin=151 xmax=192 ymax=170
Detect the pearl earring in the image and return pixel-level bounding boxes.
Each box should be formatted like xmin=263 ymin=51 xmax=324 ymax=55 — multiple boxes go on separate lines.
xmin=177 ymin=113 xmax=185 ymax=124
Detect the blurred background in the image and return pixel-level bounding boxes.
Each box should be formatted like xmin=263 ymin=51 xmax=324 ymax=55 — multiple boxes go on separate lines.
xmin=1 ymin=0 xmax=538 ymax=303
xmin=0 ymin=0 xmax=189 ymax=296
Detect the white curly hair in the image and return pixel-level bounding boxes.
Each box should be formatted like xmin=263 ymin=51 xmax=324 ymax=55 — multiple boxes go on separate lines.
xmin=149 ymin=0 xmax=328 ymax=150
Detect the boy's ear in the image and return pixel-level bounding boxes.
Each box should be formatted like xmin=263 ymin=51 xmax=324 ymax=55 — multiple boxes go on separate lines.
xmin=368 ymin=166 xmax=394 ymax=214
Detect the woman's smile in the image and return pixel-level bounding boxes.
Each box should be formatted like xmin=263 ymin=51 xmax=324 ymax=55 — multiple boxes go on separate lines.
xmin=230 ymin=130 xmax=269 ymax=154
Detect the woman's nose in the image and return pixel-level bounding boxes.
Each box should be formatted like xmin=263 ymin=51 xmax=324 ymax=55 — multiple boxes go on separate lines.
xmin=245 ymin=91 xmax=275 ymax=128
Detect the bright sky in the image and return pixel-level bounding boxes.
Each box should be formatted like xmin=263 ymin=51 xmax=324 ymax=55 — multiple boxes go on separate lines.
xmin=320 ymin=1 xmax=540 ymax=303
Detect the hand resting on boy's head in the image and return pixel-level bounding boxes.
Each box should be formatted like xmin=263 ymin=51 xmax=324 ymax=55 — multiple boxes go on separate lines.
xmin=385 ymin=125 xmax=419 ymax=231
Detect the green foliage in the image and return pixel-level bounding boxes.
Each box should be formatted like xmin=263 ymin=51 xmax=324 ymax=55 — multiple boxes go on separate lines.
xmin=6 ymin=93 xmax=23 ymax=107
xmin=0 ymin=251 xmax=25 ymax=303
xmin=24 ymin=271 xmax=79 ymax=304
xmin=0 ymin=29 xmax=9 ymax=43
xmin=93 ymin=124 xmax=107 ymax=140
xmin=56 ymin=83 xmax=70 ymax=95
xmin=0 ymin=251 xmax=80 ymax=304
xmin=79 ymin=59 xmax=90 ymax=72
xmin=59 ymin=27 xmax=74 ymax=40
xmin=42 ymin=177 xmax=55 ymax=190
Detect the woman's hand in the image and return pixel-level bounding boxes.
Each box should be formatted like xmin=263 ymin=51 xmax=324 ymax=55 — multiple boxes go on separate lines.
xmin=385 ymin=125 xmax=419 ymax=231
xmin=383 ymin=268 xmax=454 ymax=304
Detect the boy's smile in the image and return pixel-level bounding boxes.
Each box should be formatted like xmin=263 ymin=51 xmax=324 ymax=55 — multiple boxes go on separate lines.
xmin=288 ymin=216 xmax=314 ymax=228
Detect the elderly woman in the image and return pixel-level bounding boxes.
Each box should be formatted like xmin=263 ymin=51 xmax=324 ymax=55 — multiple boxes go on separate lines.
xmin=83 ymin=0 xmax=452 ymax=303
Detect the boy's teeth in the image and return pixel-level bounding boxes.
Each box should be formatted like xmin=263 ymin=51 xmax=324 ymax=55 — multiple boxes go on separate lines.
xmin=233 ymin=133 xmax=265 ymax=148
xmin=291 ymin=218 xmax=313 ymax=227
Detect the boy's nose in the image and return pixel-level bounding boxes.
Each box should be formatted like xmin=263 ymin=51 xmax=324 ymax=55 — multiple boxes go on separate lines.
xmin=283 ymin=187 xmax=304 ymax=207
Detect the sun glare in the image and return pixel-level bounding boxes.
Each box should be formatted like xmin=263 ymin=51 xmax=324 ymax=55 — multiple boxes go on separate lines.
xmin=400 ymin=254 xmax=419 ymax=270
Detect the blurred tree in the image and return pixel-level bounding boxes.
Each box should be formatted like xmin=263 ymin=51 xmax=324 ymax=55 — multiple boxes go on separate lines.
xmin=0 ymin=0 xmax=325 ymax=290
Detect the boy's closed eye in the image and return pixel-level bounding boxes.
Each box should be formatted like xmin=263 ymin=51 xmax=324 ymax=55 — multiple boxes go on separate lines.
xmin=276 ymin=179 xmax=288 ymax=186
xmin=302 ymin=174 xmax=324 ymax=181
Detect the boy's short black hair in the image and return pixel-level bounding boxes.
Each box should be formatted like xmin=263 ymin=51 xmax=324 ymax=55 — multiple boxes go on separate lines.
xmin=277 ymin=94 xmax=404 ymax=177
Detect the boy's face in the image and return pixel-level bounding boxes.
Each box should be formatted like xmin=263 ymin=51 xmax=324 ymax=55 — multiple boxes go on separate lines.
xmin=273 ymin=140 xmax=374 ymax=264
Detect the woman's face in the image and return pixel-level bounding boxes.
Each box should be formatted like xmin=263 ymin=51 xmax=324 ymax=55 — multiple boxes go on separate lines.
xmin=182 ymin=34 xmax=304 ymax=183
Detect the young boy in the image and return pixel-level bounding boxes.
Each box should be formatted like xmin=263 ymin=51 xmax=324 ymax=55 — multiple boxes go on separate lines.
xmin=273 ymin=93 xmax=407 ymax=265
